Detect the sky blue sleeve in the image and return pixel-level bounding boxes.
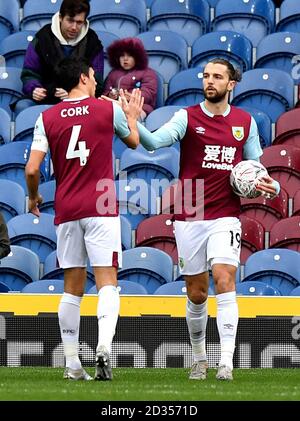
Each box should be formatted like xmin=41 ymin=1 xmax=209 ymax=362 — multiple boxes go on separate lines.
xmin=242 ymin=116 xmax=263 ymax=160
xmin=113 ymin=102 xmax=131 ymax=139
xmin=138 ymin=109 xmax=188 ymax=150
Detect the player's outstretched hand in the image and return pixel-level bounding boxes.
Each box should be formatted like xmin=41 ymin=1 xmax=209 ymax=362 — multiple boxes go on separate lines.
xmin=28 ymin=193 xmax=43 ymax=217
xmin=119 ymin=88 xmax=144 ymax=120
xmin=256 ymin=175 xmax=278 ymax=199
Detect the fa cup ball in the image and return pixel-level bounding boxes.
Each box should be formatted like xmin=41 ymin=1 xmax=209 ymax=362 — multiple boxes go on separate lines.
xmin=230 ymin=160 xmax=269 ymax=199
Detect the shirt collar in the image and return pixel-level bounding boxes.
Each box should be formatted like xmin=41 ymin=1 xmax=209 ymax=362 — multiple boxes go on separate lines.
xmin=63 ymin=95 xmax=89 ymax=102
xmin=200 ymin=101 xmax=231 ymax=117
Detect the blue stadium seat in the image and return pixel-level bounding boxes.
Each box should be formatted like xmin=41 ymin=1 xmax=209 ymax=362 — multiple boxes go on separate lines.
xmin=206 ymin=0 xmax=219 ymax=6
xmin=87 ymin=285 xmax=97 ymax=294
xmin=154 ymin=280 xmax=187 ymax=295
xmin=255 ymin=32 xmax=300 ymax=85
xmin=42 ymin=250 xmax=95 ymax=287
xmin=89 ymin=0 xmax=146 ymax=38
xmin=289 ymin=286 xmax=300 ymax=296
xmin=147 ymin=0 xmax=210 ymax=47
xmin=7 ymin=213 xmax=57 ymax=264
xmin=243 ymin=249 xmax=300 ymax=295
xmin=118 ymin=247 xmax=174 ymax=293
xmin=0 ymin=0 xmax=19 ymax=41
xmin=120 ymin=215 xmax=132 ymax=250
xmin=21 ymin=279 xmax=65 ymax=294
xmin=87 ymin=279 xmax=148 ymax=295
xmin=232 ymin=69 xmax=294 ymax=122
xmin=0 ymin=31 xmax=36 ymax=68
xmin=137 ymin=31 xmax=188 ymax=83
xmin=113 ymin=135 xmax=127 ymax=161
xmin=145 ymin=105 xmax=182 ymax=132
xmin=0 ymin=245 xmax=40 ymax=291
xmin=20 ymin=0 xmax=63 ymax=31
xmin=155 ymin=71 xmax=164 ymax=109
xmin=39 ymin=180 xmax=55 ymax=215
xmin=236 ymin=281 xmax=281 ymax=296
xmin=276 ymin=0 xmax=300 ymax=32
xmin=119 ymin=144 xmax=179 ymax=188
xmin=0 ymin=179 xmax=25 ymax=223
xmin=166 ymin=68 xmax=204 ymax=106
xmin=159 ymin=280 xmax=215 ymax=296
xmin=238 ymin=106 xmax=272 ymax=148
xmin=13 ymin=105 xmax=51 ymax=142
xmin=0 ymin=108 xmax=11 ymax=145
xmin=0 ymin=281 xmax=11 ymax=292
xmin=94 ymin=30 xmax=119 ymax=79
xmin=0 ymin=141 xmax=50 ymax=191
xmin=211 ymin=0 xmax=275 ymax=47
xmin=115 ymin=179 xmax=157 ymax=229
xmin=0 ymin=67 xmax=23 ymax=115
xmin=175 ymin=268 xmax=240 ymax=290
xmin=190 ymin=31 xmax=252 ymax=71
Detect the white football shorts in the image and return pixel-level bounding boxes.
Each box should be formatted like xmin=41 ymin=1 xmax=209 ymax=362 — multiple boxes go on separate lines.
xmin=174 ymin=217 xmax=241 ymax=275
xmin=56 ymin=216 xmax=122 ymax=269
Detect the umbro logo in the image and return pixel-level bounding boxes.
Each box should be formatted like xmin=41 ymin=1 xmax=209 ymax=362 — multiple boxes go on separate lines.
xmin=195 ymin=126 xmax=206 ymax=135
xmin=223 ymin=323 xmax=234 ymax=330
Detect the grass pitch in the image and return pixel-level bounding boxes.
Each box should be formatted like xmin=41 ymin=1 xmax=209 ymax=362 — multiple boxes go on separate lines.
xmin=0 ymin=367 xmax=300 ymax=401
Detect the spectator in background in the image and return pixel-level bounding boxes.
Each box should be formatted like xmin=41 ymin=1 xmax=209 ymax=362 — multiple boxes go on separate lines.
xmin=103 ymin=37 xmax=157 ymax=120
xmin=0 ymin=213 xmax=10 ymax=260
xmin=20 ymin=0 xmax=103 ymax=110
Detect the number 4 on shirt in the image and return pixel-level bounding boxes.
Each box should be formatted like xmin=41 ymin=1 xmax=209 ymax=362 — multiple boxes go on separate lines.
xmin=66 ymin=125 xmax=90 ymax=166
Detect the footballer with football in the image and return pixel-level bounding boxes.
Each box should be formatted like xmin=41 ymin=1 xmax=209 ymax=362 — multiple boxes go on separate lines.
xmin=135 ymin=58 xmax=280 ymax=381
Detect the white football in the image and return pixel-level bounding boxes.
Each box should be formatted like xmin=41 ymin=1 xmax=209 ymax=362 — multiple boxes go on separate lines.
xmin=230 ymin=160 xmax=269 ymax=199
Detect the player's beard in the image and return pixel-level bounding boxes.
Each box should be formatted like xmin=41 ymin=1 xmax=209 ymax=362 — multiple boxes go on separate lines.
xmin=204 ymin=87 xmax=228 ymax=104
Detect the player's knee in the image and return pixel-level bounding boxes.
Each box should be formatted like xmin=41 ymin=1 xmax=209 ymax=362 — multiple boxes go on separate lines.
xmin=188 ymin=288 xmax=208 ymax=305
xmin=214 ymin=274 xmax=235 ymax=294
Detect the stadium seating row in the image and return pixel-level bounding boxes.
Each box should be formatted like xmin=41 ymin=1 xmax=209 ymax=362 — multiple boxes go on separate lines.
xmin=2 ymin=28 xmax=300 ymax=90
xmin=0 ymin=0 xmax=299 ymax=45
xmin=1 ymin=141 xmax=299 ymax=209
xmin=2 ymin=102 xmax=300 ymax=153
xmin=1 ymin=244 xmax=300 ymax=295
xmin=1 ymin=178 xmax=300 ymax=262
xmin=0 ymin=64 xmax=296 ymax=124
xmin=13 ymin=278 xmax=300 ymax=296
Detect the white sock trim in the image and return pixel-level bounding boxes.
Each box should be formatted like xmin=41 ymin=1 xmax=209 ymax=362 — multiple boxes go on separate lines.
xmin=187 ymin=298 xmax=207 ymax=312
xmin=61 ymin=292 xmax=82 ymax=306
xmin=216 ymin=291 xmax=236 ymax=303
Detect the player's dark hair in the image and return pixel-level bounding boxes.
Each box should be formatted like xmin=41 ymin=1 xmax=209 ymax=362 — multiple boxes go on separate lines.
xmin=208 ymin=58 xmax=242 ymax=82
xmin=54 ymin=57 xmax=90 ymax=92
xmin=60 ymin=0 xmax=90 ymax=19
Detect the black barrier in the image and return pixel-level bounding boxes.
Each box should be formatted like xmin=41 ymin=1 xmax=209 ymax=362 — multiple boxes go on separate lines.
xmin=0 ymin=315 xmax=300 ymax=368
